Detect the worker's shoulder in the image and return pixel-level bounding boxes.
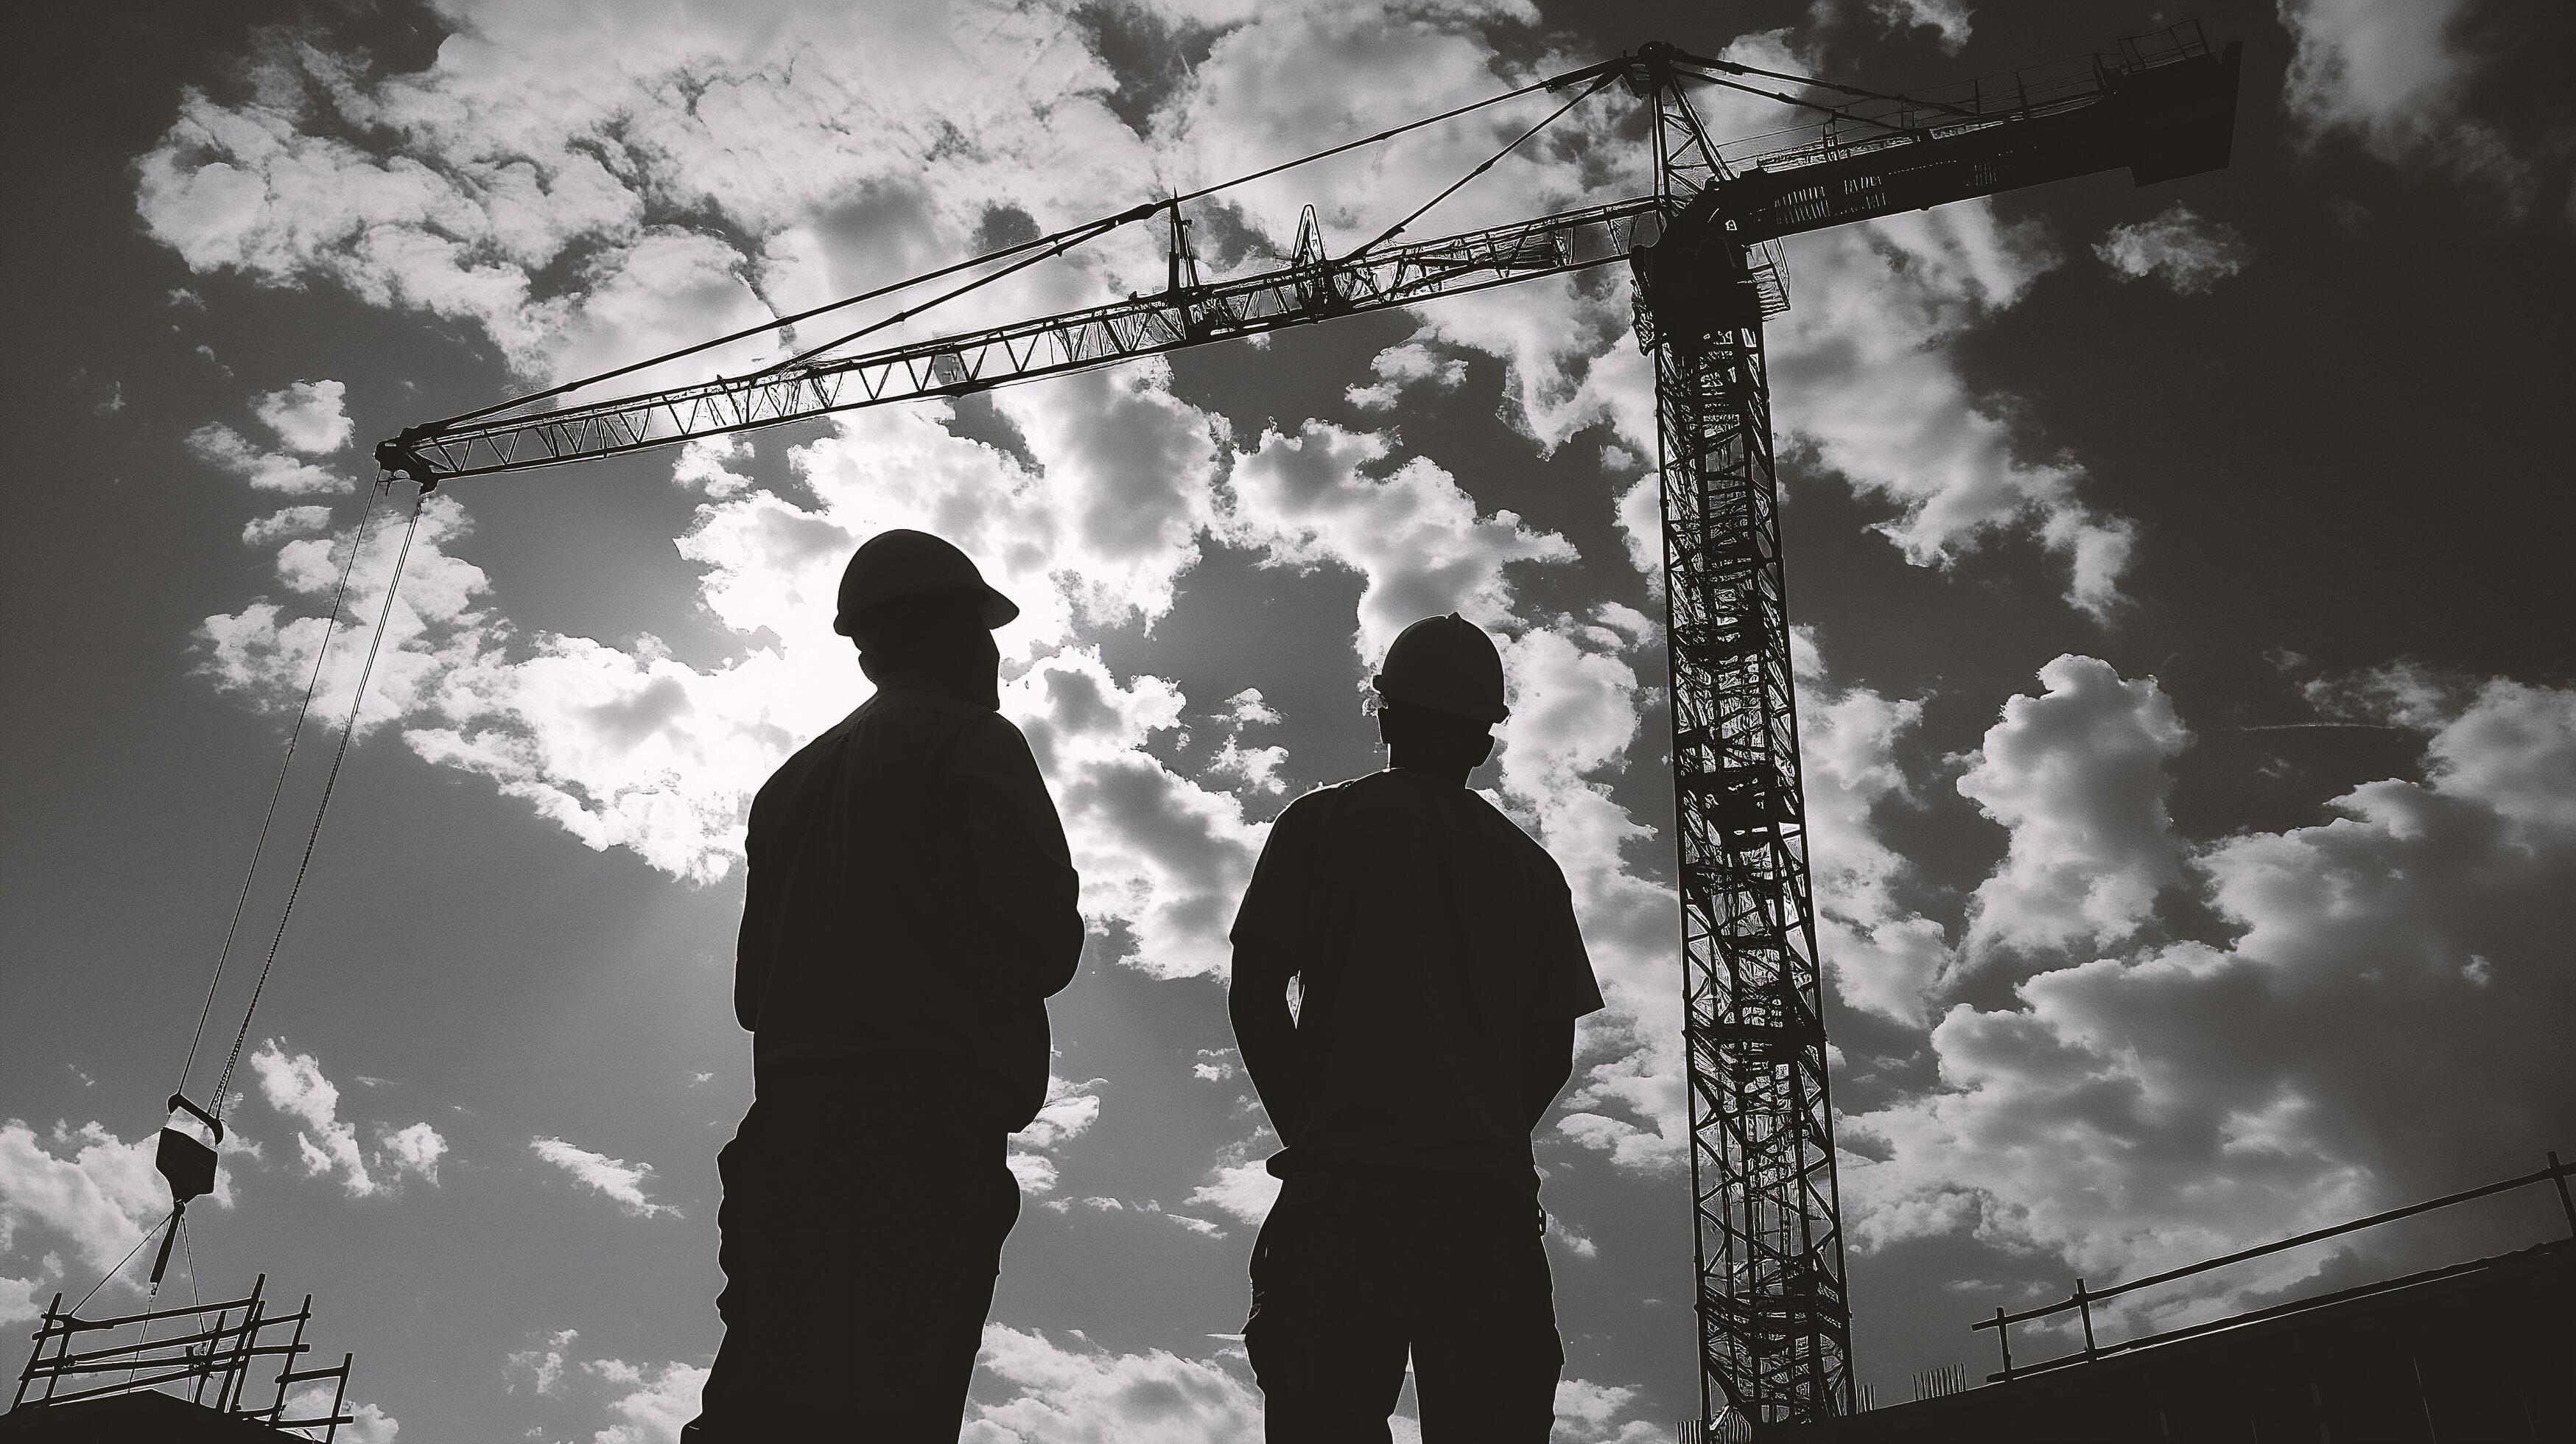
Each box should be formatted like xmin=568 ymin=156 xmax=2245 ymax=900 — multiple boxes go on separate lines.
xmin=1457 ymin=787 xmax=1570 ymax=880
xmin=758 ymin=693 xmax=1022 ymax=788
xmin=1267 ymin=776 xmax=1354 ymax=825
xmin=756 ymin=705 xmax=864 ymax=791
xmin=1302 ymin=773 xmax=1558 ymax=859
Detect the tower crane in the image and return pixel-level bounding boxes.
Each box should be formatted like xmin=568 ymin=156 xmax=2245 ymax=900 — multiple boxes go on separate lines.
xmin=373 ymin=22 xmax=2240 ymax=1429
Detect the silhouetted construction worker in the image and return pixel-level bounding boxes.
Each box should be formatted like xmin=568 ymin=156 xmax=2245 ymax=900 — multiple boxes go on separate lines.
xmin=686 ymin=530 xmax=1082 ymax=1443
xmin=1229 ymin=613 xmax=1604 ymax=1444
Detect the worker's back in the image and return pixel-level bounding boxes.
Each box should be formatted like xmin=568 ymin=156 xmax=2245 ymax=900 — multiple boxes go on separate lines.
xmin=1235 ymin=768 xmax=1595 ymax=1185
xmin=734 ymin=682 xmax=1073 ymax=1131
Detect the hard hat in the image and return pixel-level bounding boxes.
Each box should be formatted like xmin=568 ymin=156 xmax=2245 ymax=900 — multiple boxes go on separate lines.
xmin=1372 ymin=613 xmax=1508 ymax=724
xmin=833 ymin=529 xmax=1019 ymax=636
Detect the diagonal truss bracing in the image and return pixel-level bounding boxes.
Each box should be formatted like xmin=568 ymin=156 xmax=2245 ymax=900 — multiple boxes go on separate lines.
xmin=1638 ymin=46 xmax=1853 ymax=1428
xmin=382 ymin=201 xmax=1652 ymax=483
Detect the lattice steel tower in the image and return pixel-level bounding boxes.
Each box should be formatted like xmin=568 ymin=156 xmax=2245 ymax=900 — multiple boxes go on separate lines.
xmin=1632 ymin=44 xmax=1851 ymax=1424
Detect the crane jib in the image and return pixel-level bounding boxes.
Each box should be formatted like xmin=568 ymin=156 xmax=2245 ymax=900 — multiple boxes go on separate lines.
xmin=376 ymin=199 xmax=1656 ymax=486
xmin=379 ymin=35 xmax=2237 ymax=488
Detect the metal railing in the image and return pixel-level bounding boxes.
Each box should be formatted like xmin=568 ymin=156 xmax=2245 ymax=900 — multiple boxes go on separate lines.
xmin=1974 ymin=1150 xmax=2576 ymax=1384
xmin=1708 ymin=20 xmax=2214 ymax=178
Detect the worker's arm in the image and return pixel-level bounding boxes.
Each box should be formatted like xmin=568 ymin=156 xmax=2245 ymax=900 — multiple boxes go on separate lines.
xmin=952 ymin=716 xmax=1085 ymax=998
xmin=1230 ymin=939 xmax=1312 ymax=1143
xmin=1229 ymin=794 xmax=1324 ymax=1145
xmin=1523 ymin=868 xmax=1603 ymax=1135
xmin=732 ymin=788 xmax=777 ymax=1032
xmin=1520 ymin=1014 xmax=1578 ymax=1133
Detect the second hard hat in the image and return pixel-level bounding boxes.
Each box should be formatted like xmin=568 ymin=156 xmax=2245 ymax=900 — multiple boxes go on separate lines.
xmin=833 ymin=529 xmax=1019 ymax=637
xmin=1373 ymin=613 xmax=1509 ymax=724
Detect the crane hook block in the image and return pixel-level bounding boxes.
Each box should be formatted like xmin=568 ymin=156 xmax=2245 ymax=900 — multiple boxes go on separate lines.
xmin=156 ymin=1093 xmax=223 ymax=1206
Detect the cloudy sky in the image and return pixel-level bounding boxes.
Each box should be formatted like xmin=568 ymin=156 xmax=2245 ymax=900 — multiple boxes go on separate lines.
xmin=4 ymin=0 xmax=2571 ymax=1438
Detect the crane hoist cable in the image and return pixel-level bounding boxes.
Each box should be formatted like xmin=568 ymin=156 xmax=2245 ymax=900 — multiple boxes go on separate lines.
xmin=203 ymin=483 xmax=428 ymax=1124
xmin=773 ymin=64 xmax=1625 ymax=376
xmin=172 ymin=487 xmax=385 ymax=1102
xmin=101 ymin=481 xmax=428 ymax=1317
xmin=1341 ymin=69 xmax=1621 ymax=262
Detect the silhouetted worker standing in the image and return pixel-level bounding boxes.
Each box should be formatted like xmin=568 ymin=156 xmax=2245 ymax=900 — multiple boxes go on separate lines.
xmin=686 ymin=530 xmax=1081 ymax=1443
xmin=1229 ymin=613 xmax=1604 ymax=1444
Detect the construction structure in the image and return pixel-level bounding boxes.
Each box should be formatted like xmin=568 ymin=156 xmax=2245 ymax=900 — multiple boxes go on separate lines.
xmin=364 ymin=24 xmax=2242 ymax=1431
xmin=4 ymin=1275 xmax=357 ymax=1440
xmin=1769 ymin=1154 xmax=2576 ymax=1442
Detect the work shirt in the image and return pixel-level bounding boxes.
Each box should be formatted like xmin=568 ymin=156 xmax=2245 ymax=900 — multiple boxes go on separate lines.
xmin=735 ymin=679 xmax=1081 ymax=1132
xmin=1231 ymin=768 xmax=1604 ymax=1188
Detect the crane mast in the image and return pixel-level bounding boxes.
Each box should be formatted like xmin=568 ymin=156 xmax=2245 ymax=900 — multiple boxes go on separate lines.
xmin=376 ymin=24 xmax=2238 ymax=1431
xmin=1626 ymin=27 xmax=2233 ymax=1425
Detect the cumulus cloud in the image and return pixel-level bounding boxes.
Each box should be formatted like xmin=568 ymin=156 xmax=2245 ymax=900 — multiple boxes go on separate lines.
xmin=198 ymin=403 xmax=1274 ymax=983
xmin=1554 ymin=1375 xmax=1680 ymax=1444
xmin=1873 ymin=0 xmax=1973 ymax=50
xmin=2278 ymin=0 xmax=2571 ymax=220
xmin=1344 ymin=339 xmax=1468 ymax=410
xmin=132 ymin=1 xmax=1179 ymax=382
xmin=284 ymin=1382 xmax=400 ymax=1443
xmin=1769 ymin=202 xmax=2136 ymax=619
xmin=588 ymin=1358 xmax=709 ymax=1444
xmin=1811 ymin=0 xmax=1975 ymax=52
xmin=1186 ymin=1155 xmax=1282 ymax=1227
xmin=242 ymin=504 xmax=336 ymax=546
xmin=0 ymin=1275 xmax=47 ymax=1329
xmin=965 ymin=1325 xmax=1264 ymax=1443
xmin=1011 ymin=648 xmax=1268 ymax=978
xmin=376 ymin=1121 xmax=448 ymax=1186
xmin=506 ymin=1327 xmax=580 ymax=1394
xmin=188 ymin=421 xmax=351 ymax=494
xmin=1795 ymin=629 xmax=1951 ymax=1028
xmin=248 ymin=1040 xmax=448 ymax=1196
xmin=1011 ymin=1076 xmax=1106 ymax=1195
xmin=1226 ymin=420 xmax=1576 ymax=660
xmin=2094 ymin=203 xmax=2256 ymax=294
xmin=1844 ymin=670 xmax=2576 ymax=1311
xmin=1493 ymin=617 xmax=1685 ymax=1174
xmin=253 ymin=379 xmax=352 ymax=453
xmin=1955 ymin=656 xmax=2190 ymax=965
xmin=0 ymin=1119 xmax=208 ymax=1289
xmin=530 ymin=1137 xmax=679 ymax=1219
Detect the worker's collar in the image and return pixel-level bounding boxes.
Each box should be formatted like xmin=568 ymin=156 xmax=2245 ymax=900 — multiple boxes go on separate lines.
xmin=869 ymin=668 xmax=1000 ymax=712
xmin=1384 ymin=761 xmax=1473 ymax=790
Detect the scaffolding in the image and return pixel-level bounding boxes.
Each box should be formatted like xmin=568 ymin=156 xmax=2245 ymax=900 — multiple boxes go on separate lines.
xmin=8 ymin=1275 xmax=355 ymax=1439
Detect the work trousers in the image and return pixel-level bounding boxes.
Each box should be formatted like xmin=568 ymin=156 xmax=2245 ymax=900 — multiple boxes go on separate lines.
xmin=1245 ymin=1171 xmax=1564 ymax=1444
xmin=686 ymin=1082 xmax=1019 ymax=1443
